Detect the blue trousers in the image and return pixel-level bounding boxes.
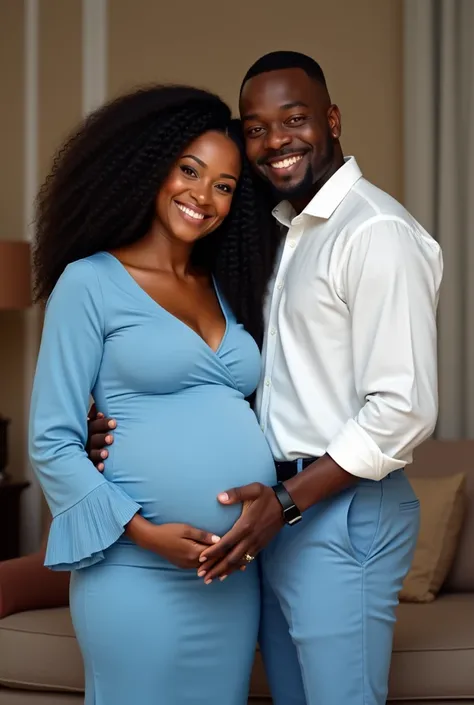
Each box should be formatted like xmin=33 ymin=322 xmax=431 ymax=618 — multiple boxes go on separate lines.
xmin=259 ymin=470 xmax=420 ymax=705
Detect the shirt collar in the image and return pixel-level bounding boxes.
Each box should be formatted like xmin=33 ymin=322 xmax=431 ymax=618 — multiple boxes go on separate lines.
xmin=272 ymin=156 xmax=363 ymax=227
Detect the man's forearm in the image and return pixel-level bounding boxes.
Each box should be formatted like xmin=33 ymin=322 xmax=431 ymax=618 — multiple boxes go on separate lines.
xmin=284 ymin=453 xmax=357 ymax=513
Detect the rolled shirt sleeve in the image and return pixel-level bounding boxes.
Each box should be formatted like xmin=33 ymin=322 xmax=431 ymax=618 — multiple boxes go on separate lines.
xmin=326 ymin=217 xmax=443 ymax=480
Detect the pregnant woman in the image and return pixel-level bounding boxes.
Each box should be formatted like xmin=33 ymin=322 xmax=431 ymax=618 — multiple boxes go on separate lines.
xmin=29 ymin=85 xmax=277 ymax=705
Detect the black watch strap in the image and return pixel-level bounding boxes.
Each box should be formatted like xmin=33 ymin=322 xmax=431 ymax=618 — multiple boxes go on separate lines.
xmin=272 ymin=482 xmax=302 ymax=526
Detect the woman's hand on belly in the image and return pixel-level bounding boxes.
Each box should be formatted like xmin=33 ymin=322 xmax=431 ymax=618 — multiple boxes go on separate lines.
xmin=125 ymin=514 xmax=221 ymax=570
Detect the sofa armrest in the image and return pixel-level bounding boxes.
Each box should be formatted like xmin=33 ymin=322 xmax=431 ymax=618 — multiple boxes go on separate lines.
xmin=0 ymin=551 xmax=70 ymax=619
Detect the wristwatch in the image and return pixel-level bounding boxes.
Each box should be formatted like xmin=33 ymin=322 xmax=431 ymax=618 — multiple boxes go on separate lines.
xmin=272 ymin=482 xmax=302 ymax=526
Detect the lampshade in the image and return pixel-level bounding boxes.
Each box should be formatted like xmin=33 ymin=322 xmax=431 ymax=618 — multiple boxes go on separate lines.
xmin=0 ymin=241 xmax=32 ymax=310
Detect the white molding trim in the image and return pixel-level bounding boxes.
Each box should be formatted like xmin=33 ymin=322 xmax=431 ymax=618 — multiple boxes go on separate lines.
xmin=22 ymin=0 xmax=42 ymax=553
xmin=82 ymin=0 xmax=108 ymax=116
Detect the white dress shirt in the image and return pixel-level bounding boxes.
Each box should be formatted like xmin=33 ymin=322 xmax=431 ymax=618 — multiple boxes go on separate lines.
xmin=255 ymin=157 xmax=443 ymax=481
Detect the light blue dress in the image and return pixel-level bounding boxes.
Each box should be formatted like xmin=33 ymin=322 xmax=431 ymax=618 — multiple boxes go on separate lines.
xmin=29 ymin=252 xmax=277 ymax=705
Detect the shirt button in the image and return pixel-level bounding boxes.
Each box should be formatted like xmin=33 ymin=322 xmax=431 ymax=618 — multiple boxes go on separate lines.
xmin=277 ymin=282 xmax=283 ymax=290
xmin=265 ymin=378 xmax=271 ymax=386
xmin=288 ymin=240 xmax=296 ymax=248
xmin=270 ymin=328 xmax=277 ymax=336
xmin=260 ymin=424 xmax=265 ymax=431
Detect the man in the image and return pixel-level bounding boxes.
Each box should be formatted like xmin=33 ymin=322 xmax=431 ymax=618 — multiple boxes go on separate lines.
xmin=88 ymin=52 xmax=442 ymax=704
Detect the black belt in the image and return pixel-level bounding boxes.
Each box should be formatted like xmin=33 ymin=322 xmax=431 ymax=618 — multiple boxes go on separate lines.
xmin=275 ymin=457 xmax=319 ymax=483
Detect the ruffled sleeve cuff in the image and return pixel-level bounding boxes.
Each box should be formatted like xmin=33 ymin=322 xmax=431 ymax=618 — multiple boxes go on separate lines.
xmin=44 ymin=482 xmax=141 ymax=571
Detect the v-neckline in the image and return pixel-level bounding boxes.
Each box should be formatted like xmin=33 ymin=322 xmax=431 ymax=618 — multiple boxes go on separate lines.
xmin=101 ymin=252 xmax=229 ymax=356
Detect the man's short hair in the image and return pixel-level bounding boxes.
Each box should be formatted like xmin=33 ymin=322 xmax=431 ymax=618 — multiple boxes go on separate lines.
xmin=240 ymin=50 xmax=327 ymax=95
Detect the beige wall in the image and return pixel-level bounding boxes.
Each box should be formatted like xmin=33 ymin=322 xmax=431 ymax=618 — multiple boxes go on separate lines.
xmin=109 ymin=0 xmax=403 ymax=199
xmin=38 ymin=0 xmax=83 ymax=186
xmin=0 ymin=0 xmax=402 ymax=547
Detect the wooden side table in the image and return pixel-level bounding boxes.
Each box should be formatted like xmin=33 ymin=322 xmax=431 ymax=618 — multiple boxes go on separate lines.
xmin=0 ymin=477 xmax=30 ymax=561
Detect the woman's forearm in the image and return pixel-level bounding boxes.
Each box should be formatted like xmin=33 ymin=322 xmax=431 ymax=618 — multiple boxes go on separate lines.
xmin=125 ymin=513 xmax=160 ymax=552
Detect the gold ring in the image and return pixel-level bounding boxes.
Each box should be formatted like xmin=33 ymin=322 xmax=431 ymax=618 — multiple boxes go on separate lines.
xmin=243 ymin=553 xmax=255 ymax=563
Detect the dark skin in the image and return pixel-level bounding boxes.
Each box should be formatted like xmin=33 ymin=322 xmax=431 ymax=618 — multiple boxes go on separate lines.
xmin=93 ymin=130 xmax=247 ymax=572
xmin=242 ymin=68 xmax=344 ymax=212
xmin=88 ymin=69 xmax=357 ymax=582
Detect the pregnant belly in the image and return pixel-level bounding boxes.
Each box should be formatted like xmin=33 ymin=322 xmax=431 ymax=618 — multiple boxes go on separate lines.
xmin=104 ymin=392 xmax=276 ymax=536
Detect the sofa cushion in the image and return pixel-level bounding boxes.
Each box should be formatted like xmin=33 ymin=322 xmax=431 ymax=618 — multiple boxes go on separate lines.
xmin=389 ymin=593 xmax=474 ymax=700
xmin=407 ymin=440 xmax=474 ymax=591
xmin=0 ymin=607 xmax=83 ymax=693
xmin=399 ymin=473 xmax=466 ymax=602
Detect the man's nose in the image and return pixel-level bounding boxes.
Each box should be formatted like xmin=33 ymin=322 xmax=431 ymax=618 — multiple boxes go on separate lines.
xmin=265 ymin=127 xmax=292 ymax=152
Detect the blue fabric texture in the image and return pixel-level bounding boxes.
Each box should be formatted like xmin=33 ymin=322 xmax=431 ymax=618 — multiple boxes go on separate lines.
xmin=29 ymin=252 xmax=276 ymax=704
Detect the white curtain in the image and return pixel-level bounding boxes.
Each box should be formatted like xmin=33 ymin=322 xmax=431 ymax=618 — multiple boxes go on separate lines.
xmin=403 ymin=0 xmax=474 ymax=438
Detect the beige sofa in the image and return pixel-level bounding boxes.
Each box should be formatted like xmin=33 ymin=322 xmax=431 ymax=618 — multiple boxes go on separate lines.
xmin=0 ymin=439 xmax=473 ymax=704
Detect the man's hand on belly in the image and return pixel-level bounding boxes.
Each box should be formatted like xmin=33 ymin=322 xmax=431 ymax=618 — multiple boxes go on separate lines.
xmin=86 ymin=404 xmax=115 ymax=471
xmin=197 ymin=483 xmax=284 ymax=583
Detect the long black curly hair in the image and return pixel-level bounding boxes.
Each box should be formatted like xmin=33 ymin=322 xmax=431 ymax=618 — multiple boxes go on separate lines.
xmin=33 ymin=85 xmax=279 ymax=345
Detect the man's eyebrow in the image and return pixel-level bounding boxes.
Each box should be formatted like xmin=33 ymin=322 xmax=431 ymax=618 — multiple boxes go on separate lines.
xmin=242 ymin=102 xmax=310 ymax=122
xmin=241 ymin=113 xmax=259 ymax=122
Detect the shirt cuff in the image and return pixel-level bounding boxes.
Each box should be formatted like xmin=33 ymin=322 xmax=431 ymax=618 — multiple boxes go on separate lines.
xmin=44 ymin=482 xmax=141 ymax=571
xmin=326 ymin=418 xmax=405 ymax=481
